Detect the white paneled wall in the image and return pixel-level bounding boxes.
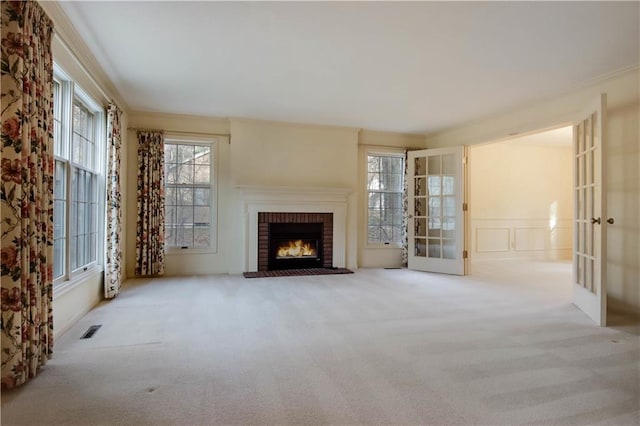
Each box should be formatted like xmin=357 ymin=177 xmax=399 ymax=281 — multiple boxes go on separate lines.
xmin=473 ymin=219 xmax=572 ymax=260
xmin=469 ymin=135 xmax=574 ymax=262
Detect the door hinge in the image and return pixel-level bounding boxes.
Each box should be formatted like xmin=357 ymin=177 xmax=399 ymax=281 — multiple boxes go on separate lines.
xmin=463 ymin=156 xmax=468 ymax=165
xmin=463 ymin=203 xmax=468 ymax=211
xmin=463 ymin=250 xmax=468 ymax=259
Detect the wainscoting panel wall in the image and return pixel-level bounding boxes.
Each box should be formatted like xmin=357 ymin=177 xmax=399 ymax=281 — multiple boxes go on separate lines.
xmin=472 ymin=219 xmax=572 ymax=261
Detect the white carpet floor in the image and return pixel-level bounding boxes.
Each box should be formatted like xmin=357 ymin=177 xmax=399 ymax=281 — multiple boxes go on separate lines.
xmin=2 ymin=260 xmax=639 ymax=425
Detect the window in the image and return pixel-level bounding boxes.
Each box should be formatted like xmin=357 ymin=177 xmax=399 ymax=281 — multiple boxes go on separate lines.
xmin=53 ymin=70 xmax=105 ymax=284
xmin=367 ymin=153 xmax=404 ymax=246
xmin=164 ymin=139 xmax=216 ymax=250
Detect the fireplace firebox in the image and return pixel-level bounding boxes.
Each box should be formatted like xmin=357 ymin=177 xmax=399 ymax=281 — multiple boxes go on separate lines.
xmin=257 ymin=212 xmax=333 ymax=271
xmin=269 ymin=222 xmax=323 ymax=270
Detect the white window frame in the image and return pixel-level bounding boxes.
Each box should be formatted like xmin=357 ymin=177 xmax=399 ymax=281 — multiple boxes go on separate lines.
xmin=164 ymin=135 xmax=218 ymax=254
xmin=365 ymin=148 xmax=405 ymax=249
xmin=53 ymin=65 xmax=105 ymax=288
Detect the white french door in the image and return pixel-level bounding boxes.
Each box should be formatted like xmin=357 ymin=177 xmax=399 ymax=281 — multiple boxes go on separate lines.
xmin=573 ymin=94 xmax=607 ymax=326
xmin=408 ymin=147 xmax=466 ymax=275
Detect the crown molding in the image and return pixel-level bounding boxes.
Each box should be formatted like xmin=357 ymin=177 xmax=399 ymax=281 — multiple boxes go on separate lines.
xmin=230 ymin=117 xmax=360 ymax=135
xmin=39 ymin=1 xmax=128 ymax=111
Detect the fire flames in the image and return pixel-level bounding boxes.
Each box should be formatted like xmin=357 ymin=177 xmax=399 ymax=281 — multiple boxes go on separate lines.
xmin=277 ymin=240 xmax=317 ymax=258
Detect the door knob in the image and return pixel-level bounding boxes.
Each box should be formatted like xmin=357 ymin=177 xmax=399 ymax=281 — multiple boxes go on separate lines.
xmin=607 ymin=218 xmax=615 ymax=224
xmin=591 ymin=217 xmax=601 ymax=225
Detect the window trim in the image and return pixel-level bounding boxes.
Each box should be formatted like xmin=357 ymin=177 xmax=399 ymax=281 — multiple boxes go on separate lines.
xmin=52 ymin=66 xmax=106 ymax=287
xmin=364 ymin=148 xmax=405 ymax=249
xmin=164 ymin=135 xmax=218 ymax=255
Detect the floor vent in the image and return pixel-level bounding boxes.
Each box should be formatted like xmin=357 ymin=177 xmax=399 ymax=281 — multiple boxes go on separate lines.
xmin=80 ymin=325 xmax=102 ymax=339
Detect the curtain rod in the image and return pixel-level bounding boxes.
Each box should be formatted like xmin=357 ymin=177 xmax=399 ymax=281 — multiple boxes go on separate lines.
xmin=127 ymin=128 xmax=231 ymax=139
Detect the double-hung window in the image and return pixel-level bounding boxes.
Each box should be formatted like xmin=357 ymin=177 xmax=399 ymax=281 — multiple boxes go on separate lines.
xmin=367 ymin=152 xmax=405 ymax=246
xmin=164 ymin=138 xmax=217 ymax=251
xmin=53 ymin=69 xmax=105 ymax=285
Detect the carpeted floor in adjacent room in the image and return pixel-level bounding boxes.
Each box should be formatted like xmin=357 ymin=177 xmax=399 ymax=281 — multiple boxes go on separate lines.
xmin=1 ymin=260 xmax=639 ymax=425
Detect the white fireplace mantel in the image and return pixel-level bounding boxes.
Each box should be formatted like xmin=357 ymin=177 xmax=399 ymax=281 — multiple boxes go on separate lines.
xmin=237 ymin=185 xmax=352 ymax=272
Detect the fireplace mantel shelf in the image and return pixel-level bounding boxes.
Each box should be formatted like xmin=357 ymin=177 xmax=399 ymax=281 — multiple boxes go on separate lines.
xmin=236 ymin=185 xmax=352 ymax=198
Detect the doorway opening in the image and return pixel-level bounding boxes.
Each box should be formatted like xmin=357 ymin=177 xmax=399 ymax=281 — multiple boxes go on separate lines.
xmin=467 ymin=126 xmax=574 ymax=296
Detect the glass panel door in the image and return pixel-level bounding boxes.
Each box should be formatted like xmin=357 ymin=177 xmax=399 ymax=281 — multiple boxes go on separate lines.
xmin=408 ymin=147 xmax=465 ymax=275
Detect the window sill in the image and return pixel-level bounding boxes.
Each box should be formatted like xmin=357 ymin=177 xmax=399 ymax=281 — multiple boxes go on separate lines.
xmin=53 ymin=265 xmax=103 ymax=300
xmin=165 ymin=248 xmax=218 ymax=256
xmin=365 ymin=243 xmax=403 ymax=250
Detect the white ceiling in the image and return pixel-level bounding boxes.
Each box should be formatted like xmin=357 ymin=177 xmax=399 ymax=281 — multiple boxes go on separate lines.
xmin=60 ymin=1 xmax=639 ymax=134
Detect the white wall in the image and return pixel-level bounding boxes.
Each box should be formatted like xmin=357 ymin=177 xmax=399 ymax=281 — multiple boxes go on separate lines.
xmin=228 ymin=119 xmax=360 ymax=273
xmin=469 ymin=141 xmax=573 ymax=261
xmin=427 ymin=68 xmax=640 ymax=313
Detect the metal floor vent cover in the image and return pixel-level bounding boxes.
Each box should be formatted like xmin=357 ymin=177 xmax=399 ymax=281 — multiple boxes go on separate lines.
xmin=80 ymin=325 xmax=102 ymax=339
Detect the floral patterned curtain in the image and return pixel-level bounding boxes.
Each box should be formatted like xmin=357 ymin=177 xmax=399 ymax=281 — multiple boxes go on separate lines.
xmin=401 ymin=150 xmax=409 ymax=266
xmin=136 ymin=130 xmax=165 ymax=276
xmin=1 ymin=1 xmax=54 ymax=390
xmin=105 ymin=103 xmax=123 ymax=298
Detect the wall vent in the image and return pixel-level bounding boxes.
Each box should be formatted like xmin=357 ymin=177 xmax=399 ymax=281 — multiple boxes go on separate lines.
xmin=80 ymin=325 xmax=102 ymax=339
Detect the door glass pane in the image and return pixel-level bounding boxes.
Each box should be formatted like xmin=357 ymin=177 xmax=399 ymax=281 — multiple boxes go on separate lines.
xmin=414 ymin=177 xmax=426 ymax=196
xmin=585 ymin=116 xmax=592 ymax=151
xmin=584 ymin=186 xmax=595 ymax=226
xmin=443 ymin=197 xmax=455 ymax=217
xmin=428 ymin=155 xmax=441 ymax=175
xmin=442 ymin=176 xmax=455 ymax=195
xmin=442 ymin=217 xmax=455 ymax=238
xmin=443 ymin=239 xmax=456 ymax=259
xmin=427 ymin=176 xmax=441 ymax=196
xmin=428 ymin=197 xmax=441 ymax=217
xmin=414 ymin=157 xmax=426 ymax=176
xmin=578 ymin=154 xmax=584 ymax=186
xmin=578 ymin=122 xmax=585 ymax=153
xmin=414 ymin=218 xmax=426 ymax=237
xmin=591 ymin=113 xmax=597 ymax=149
xmin=415 ymin=238 xmax=426 ymax=257
xmin=428 ymin=217 xmax=441 ymax=237
xmin=414 ymin=198 xmax=426 ymax=216
xmin=428 ymin=239 xmax=441 ymax=258
xmin=442 ymin=154 xmax=455 ymax=175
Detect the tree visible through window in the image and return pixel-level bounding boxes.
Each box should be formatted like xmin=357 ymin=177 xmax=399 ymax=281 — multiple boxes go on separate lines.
xmin=367 ymin=154 xmax=404 ymax=245
xmin=164 ymin=141 xmax=214 ymax=248
xmin=52 ymin=75 xmax=104 ymax=283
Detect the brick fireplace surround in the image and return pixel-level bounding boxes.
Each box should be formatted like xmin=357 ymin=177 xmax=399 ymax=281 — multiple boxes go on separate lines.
xmin=237 ymin=185 xmax=351 ymax=273
xmin=258 ymin=212 xmax=333 ymax=271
